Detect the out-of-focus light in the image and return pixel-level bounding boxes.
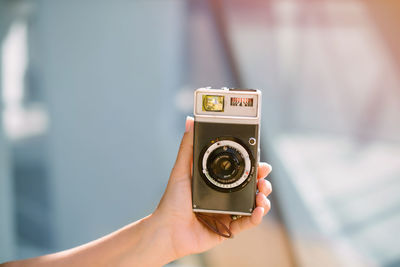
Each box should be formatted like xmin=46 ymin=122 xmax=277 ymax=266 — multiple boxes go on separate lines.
xmin=1 ymin=21 xmax=26 ymax=105
xmin=1 ymin=21 xmax=48 ymax=140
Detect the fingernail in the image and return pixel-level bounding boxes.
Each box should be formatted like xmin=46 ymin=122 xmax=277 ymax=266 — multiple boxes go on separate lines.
xmin=266 ymin=163 xmax=272 ymax=172
xmin=185 ymin=116 xmax=193 ymax=132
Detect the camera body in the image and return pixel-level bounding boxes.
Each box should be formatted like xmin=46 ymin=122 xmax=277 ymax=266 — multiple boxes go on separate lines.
xmin=192 ymin=87 xmax=261 ymax=216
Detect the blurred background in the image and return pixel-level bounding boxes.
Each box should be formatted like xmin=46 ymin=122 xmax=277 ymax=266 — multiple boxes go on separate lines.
xmin=1 ymin=0 xmax=400 ymax=266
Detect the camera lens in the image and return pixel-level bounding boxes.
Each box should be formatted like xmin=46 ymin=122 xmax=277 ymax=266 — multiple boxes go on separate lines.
xmin=201 ymin=139 xmax=253 ymax=190
xmin=207 ymin=146 xmax=245 ymax=184
xmin=211 ymin=154 xmax=236 ymax=178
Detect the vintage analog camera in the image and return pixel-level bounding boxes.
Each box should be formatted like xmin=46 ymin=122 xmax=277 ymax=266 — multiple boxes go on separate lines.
xmin=192 ymin=87 xmax=262 ymax=216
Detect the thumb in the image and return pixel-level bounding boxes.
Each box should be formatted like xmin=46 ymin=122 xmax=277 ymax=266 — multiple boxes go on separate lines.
xmin=171 ymin=116 xmax=194 ymax=179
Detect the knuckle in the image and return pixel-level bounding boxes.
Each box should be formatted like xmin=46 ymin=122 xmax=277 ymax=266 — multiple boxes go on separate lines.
xmin=264 ymin=199 xmax=271 ymax=214
xmin=266 ymin=180 xmax=272 ymax=192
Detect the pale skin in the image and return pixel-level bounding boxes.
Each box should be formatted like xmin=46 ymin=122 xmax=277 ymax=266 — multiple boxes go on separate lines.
xmin=2 ymin=116 xmax=272 ymax=267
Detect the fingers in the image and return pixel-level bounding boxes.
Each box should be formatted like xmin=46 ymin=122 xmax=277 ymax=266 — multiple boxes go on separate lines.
xmin=229 ymin=177 xmax=272 ymax=235
xmin=251 ymin=206 xmax=265 ymax=225
xmin=229 ymin=207 xmax=264 ymax=235
xmin=256 ymin=192 xmax=271 ymax=215
xmin=257 ymin=162 xmax=272 ymax=180
xmin=258 ymin=179 xmax=272 ymax=197
xmin=170 ymin=116 xmax=194 ymax=179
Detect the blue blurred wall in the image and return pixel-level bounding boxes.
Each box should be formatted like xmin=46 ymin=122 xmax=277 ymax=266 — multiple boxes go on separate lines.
xmin=31 ymin=0 xmax=187 ymax=251
xmin=0 ymin=58 xmax=17 ymax=262
xmin=0 ymin=6 xmax=16 ymax=261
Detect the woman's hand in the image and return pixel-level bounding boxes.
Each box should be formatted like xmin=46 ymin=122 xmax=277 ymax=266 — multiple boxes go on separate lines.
xmin=153 ymin=116 xmax=272 ymax=260
xmin=1 ymin=116 xmax=272 ymax=267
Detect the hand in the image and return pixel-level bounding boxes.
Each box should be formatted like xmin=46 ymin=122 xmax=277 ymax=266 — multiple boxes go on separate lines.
xmin=153 ymin=116 xmax=272 ymax=260
xmin=0 ymin=116 xmax=271 ymax=267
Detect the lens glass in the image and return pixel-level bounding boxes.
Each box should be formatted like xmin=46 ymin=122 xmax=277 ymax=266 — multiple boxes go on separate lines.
xmin=207 ymin=146 xmax=245 ymax=184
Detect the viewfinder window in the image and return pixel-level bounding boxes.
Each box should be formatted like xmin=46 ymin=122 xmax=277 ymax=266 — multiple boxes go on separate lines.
xmin=202 ymin=95 xmax=224 ymax=111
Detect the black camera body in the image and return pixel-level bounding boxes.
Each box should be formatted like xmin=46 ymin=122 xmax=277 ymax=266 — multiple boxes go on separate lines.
xmin=192 ymin=87 xmax=261 ymax=216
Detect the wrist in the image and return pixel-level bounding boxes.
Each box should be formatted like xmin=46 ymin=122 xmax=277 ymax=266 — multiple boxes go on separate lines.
xmin=118 ymin=212 xmax=177 ymax=267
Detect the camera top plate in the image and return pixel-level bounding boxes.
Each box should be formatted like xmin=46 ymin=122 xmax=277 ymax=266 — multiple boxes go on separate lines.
xmin=194 ymin=87 xmax=261 ymax=125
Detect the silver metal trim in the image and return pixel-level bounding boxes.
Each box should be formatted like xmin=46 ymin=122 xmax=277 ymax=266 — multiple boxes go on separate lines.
xmin=193 ymin=208 xmax=252 ymax=216
xmin=249 ymin=137 xmax=256 ymax=145
xmin=194 ymin=116 xmax=260 ymax=124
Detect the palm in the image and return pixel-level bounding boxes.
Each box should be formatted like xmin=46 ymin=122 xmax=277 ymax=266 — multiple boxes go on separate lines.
xmin=157 ymin=176 xmax=228 ymax=257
